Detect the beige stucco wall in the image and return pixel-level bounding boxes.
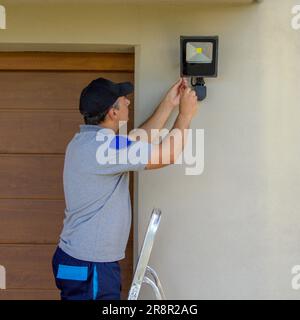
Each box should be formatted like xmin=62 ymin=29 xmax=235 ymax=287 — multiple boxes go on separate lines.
xmin=1 ymin=0 xmax=300 ymax=299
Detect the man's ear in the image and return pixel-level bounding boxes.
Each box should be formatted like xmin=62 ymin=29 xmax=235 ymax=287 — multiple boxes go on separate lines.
xmin=107 ymin=107 xmax=118 ymax=120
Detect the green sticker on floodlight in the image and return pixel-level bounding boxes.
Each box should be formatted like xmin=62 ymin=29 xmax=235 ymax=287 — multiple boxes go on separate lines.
xmin=186 ymin=42 xmax=213 ymax=63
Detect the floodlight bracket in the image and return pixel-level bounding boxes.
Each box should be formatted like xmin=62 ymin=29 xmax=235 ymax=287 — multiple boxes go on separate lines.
xmin=191 ymin=77 xmax=207 ymax=101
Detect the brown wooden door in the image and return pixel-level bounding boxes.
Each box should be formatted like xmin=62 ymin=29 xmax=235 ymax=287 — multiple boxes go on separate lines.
xmin=0 ymin=52 xmax=135 ymax=300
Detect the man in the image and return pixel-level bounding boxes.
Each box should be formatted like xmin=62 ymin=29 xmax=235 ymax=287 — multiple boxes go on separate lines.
xmin=52 ymin=77 xmax=198 ymax=300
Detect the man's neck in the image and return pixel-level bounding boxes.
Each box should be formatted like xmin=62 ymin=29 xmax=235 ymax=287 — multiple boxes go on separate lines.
xmin=99 ymin=121 xmax=119 ymax=134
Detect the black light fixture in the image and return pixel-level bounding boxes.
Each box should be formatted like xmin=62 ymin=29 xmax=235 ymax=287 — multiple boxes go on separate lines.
xmin=180 ymin=36 xmax=219 ymax=101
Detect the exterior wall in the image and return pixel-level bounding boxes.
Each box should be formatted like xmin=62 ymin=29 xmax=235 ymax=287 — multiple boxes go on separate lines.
xmin=1 ymin=0 xmax=300 ymax=299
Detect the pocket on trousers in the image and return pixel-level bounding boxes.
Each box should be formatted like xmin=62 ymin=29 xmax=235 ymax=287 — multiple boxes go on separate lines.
xmin=110 ymin=262 xmax=121 ymax=278
xmin=56 ymin=264 xmax=88 ymax=281
xmin=55 ymin=264 xmax=90 ymax=300
xmin=110 ymin=262 xmax=122 ymax=292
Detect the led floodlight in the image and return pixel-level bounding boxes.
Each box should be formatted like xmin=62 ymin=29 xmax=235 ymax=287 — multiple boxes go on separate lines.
xmin=180 ymin=36 xmax=219 ymax=101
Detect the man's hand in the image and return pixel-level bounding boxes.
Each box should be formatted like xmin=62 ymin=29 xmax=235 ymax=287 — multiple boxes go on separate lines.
xmin=179 ymin=87 xmax=198 ymax=120
xmin=163 ymin=77 xmax=189 ymax=109
xmin=145 ymin=85 xmax=198 ymax=170
xmin=131 ymin=78 xmax=190 ymax=143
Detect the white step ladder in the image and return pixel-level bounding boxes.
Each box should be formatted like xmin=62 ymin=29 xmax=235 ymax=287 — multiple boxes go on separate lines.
xmin=128 ymin=208 xmax=166 ymax=300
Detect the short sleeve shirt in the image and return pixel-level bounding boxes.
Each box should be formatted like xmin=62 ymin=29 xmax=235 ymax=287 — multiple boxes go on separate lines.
xmin=58 ymin=124 xmax=152 ymax=262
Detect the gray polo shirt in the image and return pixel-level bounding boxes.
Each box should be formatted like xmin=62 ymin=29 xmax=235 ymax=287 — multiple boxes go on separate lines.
xmin=58 ymin=124 xmax=152 ymax=262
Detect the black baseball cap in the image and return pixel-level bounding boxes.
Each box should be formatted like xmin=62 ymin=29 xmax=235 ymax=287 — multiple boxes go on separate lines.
xmin=79 ymin=77 xmax=134 ymax=117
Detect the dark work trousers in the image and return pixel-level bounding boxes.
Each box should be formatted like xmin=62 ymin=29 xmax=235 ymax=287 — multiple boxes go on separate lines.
xmin=52 ymin=246 xmax=122 ymax=300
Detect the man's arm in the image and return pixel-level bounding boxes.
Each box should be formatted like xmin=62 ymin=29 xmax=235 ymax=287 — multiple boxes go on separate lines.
xmin=128 ymin=78 xmax=188 ymax=143
xmin=130 ymin=100 xmax=174 ymax=143
xmin=145 ymin=87 xmax=198 ymax=170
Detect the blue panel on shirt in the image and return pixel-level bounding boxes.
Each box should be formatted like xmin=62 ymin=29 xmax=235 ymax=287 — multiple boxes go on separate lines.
xmin=109 ymin=135 xmax=132 ymax=150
